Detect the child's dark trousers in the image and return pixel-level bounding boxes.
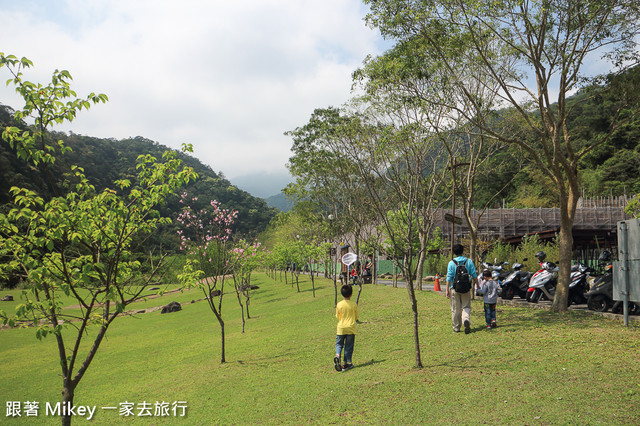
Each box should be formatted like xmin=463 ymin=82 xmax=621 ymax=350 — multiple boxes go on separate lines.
xmin=484 ymin=303 xmax=496 ymax=325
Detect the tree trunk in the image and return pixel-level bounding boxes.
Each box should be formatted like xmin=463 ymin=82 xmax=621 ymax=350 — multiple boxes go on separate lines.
xmin=552 ymin=214 xmax=574 ymax=312
xmin=416 ymin=249 xmax=425 ymax=291
xmin=393 ymin=263 xmax=398 ymax=288
xmin=403 ymin=270 xmax=423 ymax=369
xmin=416 ymin=231 xmax=428 ymax=291
xmin=468 ymin=228 xmax=478 ymax=269
xmin=552 ymin=186 xmax=578 ymax=312
xmin=245 ymin=295 xmax=251 ymax=319
xmin=236 ymin=292 xmax=245 ymax=333
xmin=373 ymin=250 xmax=378 ymax=285
xmin=219 ymin=318 xmax=226 ymax=363
xmin=333 ymin=271 xmax=338 ymax=307
xmin=61 ymin=382 xmax=74 ymax=426
xmin=468 ymin=227 xmax=479 ymax=300
xmin=310 ymin=272 xmax=316 ymax=298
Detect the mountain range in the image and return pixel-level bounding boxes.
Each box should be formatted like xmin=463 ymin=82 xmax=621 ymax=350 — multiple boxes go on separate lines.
xmin=230 ymin=171 xmax=292 ymax=199
xmin=230 ymin=171 xmax=294 ymax=212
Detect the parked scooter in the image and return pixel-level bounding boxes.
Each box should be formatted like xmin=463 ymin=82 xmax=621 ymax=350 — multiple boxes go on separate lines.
xmin=527 ymin=251 xmax=559 ymax=303
xmin=567 ymin=262 xmax=593 ymax=306
xmin=586 ymin=250 xmax=640 ymax=314
xmin=479 ymin=252 xmax=510 ymax=283
xmin=586 ymin=250 xmax=616 ymax=312
xmin=499 ymin=259 xmax=531 ymax=300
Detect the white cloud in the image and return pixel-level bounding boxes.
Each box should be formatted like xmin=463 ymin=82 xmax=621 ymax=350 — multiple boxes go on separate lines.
xmin=0 ymin=0 xmax=384 ymax=178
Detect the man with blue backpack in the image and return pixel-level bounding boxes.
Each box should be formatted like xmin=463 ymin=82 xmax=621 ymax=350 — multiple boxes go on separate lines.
xmin=445 ymin=244 xmax=478 ymax=334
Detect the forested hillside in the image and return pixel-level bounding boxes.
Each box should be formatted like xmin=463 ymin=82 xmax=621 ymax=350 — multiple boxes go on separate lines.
xmin=573 ymin=67 xmax=640 ymax=198
xmin=466 ymin=64 xmax=640 ymax=209
xmin=0 ymin=104 xmax=278 ymax=250
xmin=265 ymin=192 xmax=294 ymax=212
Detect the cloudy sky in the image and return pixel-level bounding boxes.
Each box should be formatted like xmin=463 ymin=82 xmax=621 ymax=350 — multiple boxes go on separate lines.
xmin=0 ymin=0 xmax=387 ymax=190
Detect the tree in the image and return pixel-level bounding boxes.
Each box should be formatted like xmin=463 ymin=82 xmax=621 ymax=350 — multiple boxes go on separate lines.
xmin=0 ymin=54 xmax=196 ymax=426
xmin=289 ymin=99 xmax=448 ymax=368
xmin=176 ymin=193 xmax=238 ymax=363
xmin=364 ymin=0 xmax=640 ymax=311
xmin=378 ymin=204 xmax=420 ymax=288
xmin=344 ymin=106 xmax=447 ymax=369
xmin=626 ymin=196 xmax=640 ymax=218
xmin=446 ymin=127 xmax=523 ymax=267
xmin=284 ymin=239 xmax=306 ymax=293
xmin=230 ymin=239 xmax=263 ymax=332
xmin=270 ymin=241 xmax=291 ymax=285
xmin=286 ymin=108 xmax=380 ymax=284
xmin=287 ymin=107 xmax=388 ymax=307
xmin=302 ymin=240 xmax=331 ymax=298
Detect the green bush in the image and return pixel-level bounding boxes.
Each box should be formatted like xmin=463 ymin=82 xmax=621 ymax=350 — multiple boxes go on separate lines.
xmin=483 ymin=240 xmax=515 ymax=266
xmin=476 ymin=235 xmax=560 ymax=273
xmin=421 ymin=252 xmax=449 ymax=277
xmin=514 ymin=234 xmax=559 ymax=271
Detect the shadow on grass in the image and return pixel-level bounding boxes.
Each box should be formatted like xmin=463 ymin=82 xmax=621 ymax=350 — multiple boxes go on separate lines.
xmin=470 ymin=324 xmax=487 ymax=333
xmin=291 ymin=285 xmax=329 ymax=294
xmin=357 ymin=358 xmax=386 ymax=368
xmin=263 ymin=297 xmax=289 ymax=304
xmin=493 ymin=302 xmax=618 ymax=331
xmin=424 ymin=353 xmax=476 ymax=370
xmin=235 ymin=350 xmax=298 ymax=367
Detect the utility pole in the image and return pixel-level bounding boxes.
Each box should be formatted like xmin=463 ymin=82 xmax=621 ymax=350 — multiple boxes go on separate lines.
xmin=447 ymin=158 xmax=468 ymax=258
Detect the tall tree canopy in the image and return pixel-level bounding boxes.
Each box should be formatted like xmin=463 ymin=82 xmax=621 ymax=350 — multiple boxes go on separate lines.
xmin=363 ymin=0 xmax=640 ymax=311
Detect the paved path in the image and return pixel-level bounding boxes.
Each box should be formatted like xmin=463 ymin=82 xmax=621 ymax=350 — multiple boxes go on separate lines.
xmin=372 ymin=278 xmax=640 ymax=324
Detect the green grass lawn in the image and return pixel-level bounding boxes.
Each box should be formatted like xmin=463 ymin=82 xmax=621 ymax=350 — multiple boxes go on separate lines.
xmin=0 ymin=284 xmax=202 ymax=324
xmin=0 ymin=285 xmax=190 ymax=314
xmin=1 ymin=273 xmax=639 ymax=425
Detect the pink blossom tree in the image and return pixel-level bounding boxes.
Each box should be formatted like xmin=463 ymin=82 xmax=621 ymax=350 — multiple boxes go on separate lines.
xmin=177 ymin=192 xmax=238 ymax=363
xmin=229 ymin=240 xmax=263 ymax=332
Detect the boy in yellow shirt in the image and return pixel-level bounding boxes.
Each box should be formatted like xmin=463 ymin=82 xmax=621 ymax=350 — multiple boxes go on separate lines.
xmin=334 ymin=284 xmax=358 ymax=372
